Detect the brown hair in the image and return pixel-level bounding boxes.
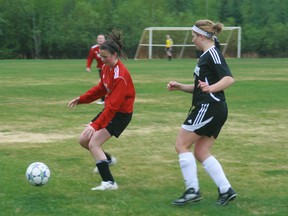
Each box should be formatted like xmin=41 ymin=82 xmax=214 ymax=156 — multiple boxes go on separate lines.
xmin=100 ymin=30 xmax=126 ymax=59
xmin=195 ymin=19 xmax=224 ymax=36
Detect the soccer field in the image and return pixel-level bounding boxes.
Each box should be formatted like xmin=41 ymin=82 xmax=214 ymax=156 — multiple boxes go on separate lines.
xmin=0 ymin=58 xmax=287 ymax=216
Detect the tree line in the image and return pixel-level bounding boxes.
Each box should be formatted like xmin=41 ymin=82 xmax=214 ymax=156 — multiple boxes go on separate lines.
xmin=0 ymin=0 xmax=287 ymax=59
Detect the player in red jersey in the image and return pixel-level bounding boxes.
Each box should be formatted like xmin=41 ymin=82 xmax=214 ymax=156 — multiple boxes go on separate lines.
xmin=68 ymin=30 xmax=135 ymax=191
xmin=86 ymin=34 xmax=106 ymax=104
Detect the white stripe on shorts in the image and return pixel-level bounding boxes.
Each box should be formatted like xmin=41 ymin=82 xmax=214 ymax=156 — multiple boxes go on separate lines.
xmin=182 ymin=116 xmax=213 ymax=132
xmin=194 ymin=104 xmax=209 ymax=124
xmin=182 ymin=103 xmax=213 ymax=132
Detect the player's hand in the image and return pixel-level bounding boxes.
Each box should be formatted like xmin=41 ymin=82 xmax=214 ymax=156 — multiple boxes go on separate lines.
xmin=82 ymin=125 xmax=95 ymax=139
xmin=68 ymin=97 xmax=80 ymax=109
xmin=86 ymin=67 xmax=91 ymax=73
xmin=167 ymin=81 xmax=180 ymax=91
xmin=197 ymin=80 xmax=210 ymax=93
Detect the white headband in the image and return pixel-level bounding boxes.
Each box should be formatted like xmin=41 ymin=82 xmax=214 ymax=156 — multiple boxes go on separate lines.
xmin=192 ymin=25 xmax=213 ymax=38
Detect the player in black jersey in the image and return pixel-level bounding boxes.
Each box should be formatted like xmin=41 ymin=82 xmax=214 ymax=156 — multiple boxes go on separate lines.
xmin=167 ymin=19 xmax=237 ymax=206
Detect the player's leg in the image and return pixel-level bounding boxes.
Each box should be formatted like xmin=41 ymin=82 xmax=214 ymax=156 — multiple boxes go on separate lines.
xmin=172 ymin=128 xmax=202 ymax=205
xmin=168 ymin=48 xmax=172 ymax=61
xmin=92 ymin=150 xmax=117 ymax=173
xmin=79 ymin=127 xmax=92 ymax=150
xmin=194 ymin=136 xmax=236 ymax=205
xmin=79 ymin=126 xmax=115 ymax=165
xmin=88 ymin=128 xmax=111 ymax=160
xmin=88 ymin=128 xmax=118 ymax=190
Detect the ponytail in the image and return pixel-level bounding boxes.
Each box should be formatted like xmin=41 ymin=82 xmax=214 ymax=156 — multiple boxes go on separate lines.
xmin=194 ymin=19 xmax=224 ymax=36
xmin=100 ymin=30 xmax=126 ymax=59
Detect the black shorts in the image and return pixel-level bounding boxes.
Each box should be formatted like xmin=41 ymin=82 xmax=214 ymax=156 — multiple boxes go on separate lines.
xmin=182 ymin=102 xmax=228 ymax=139
xmin=91 ymin=112 xmax=133 ymax=138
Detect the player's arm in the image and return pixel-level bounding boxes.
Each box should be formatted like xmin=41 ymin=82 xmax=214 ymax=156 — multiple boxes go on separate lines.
xmin=167 ymin=81 xmax=194 ymax=94
xmin=79 ymin=82 xmax=107 ymax=104
xmin=68 ymin=83 xmax=107 ymax=109
xmin=68 ymin=96 xmax=80 ymax=109
xmin=199 ymin=57 xmax=234 ymax=93
xmin=198 ymin=76 xmax=234 ymax=93
xmin=86 ymin=48 xmax=94 ymax=72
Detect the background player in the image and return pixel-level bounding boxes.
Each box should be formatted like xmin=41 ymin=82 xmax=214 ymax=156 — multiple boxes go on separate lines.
xmin=86 ymin=34 xmax=106 ymax=104
xmin=165 ymin=34 xmax=173 ymax=61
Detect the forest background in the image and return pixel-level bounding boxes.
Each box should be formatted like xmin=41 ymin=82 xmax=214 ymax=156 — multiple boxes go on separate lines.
xmin=0 ymin=0 xmax=287 ymax=59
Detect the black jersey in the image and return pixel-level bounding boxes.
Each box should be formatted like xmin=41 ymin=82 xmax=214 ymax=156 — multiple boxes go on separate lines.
xmin=192 ymin=46 xmax=232 ymax=106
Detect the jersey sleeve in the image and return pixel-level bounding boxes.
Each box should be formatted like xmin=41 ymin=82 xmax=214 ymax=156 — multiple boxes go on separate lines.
xmin=79 ymin=81 xmax=107 ymax=104
xmin=90 ymin=77 xmax=127 ymax=131
xmin=212 ymin=55 xmax=233 ymax=79
xmin=86 ymin=48 xmax=94 ymax=68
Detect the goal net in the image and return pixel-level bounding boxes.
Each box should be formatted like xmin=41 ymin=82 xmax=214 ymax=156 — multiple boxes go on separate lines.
xmin=134 ymin=27 xmax=241 ymax=59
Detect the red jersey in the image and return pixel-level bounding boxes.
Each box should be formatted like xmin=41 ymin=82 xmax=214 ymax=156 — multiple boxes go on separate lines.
xmin=86 ymin=45 xmax=104 ymax=69
xmin=79 ymin=60 xmax=135 ymax=131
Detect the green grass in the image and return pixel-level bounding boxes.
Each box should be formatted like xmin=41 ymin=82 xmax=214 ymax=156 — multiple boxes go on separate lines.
xmin=0 ymin=58 xmax=287 ymax=216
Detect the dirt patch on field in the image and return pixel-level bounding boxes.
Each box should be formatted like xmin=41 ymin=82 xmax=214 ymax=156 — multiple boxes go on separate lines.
xmin=0 ymin=131 xmax=76 ymax=144
xmin=135 ymin=98 xmax=160 ymax=104
xmin=236 ymin=77 xmax=288 ymax=81
xmin=222 ymin=111 xmax=287 ymax=146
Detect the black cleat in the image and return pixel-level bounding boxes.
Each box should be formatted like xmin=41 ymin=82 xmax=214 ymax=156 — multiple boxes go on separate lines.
xmin=217 ymin=187 xmax=237 ymax=205
xmin=172 ymin=188 xmax=202 ymax=206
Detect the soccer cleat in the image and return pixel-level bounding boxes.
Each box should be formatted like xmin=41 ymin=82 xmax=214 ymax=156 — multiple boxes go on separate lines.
xmin=91 ymin=181 xmax=118 ymax=191
xmin=172 ymin=188 xmax=202 ymax=206
xmin=217 ymin=187 xmax=237 ymax=205
xmin=93 ymin=156 xmax=117 ymax=173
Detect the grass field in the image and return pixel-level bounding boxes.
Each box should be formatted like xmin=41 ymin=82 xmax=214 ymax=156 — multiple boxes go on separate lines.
xmin=0 ymin=58 xmax=287 ymax=216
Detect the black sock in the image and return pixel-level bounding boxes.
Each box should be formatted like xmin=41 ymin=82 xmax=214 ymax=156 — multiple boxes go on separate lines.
xmin=104 ymin=151 xmax=112 ymax=163
xmin=96 ymin=161 xmax=114 ymax=182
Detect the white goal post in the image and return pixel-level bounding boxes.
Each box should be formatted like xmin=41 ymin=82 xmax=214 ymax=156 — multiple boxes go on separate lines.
xmin=134 ymin=26 xmax=241 ymax=59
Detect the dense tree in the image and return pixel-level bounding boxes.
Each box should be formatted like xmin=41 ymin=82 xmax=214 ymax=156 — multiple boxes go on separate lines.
xmin=0 ymin=0 xmax=287 ymax=59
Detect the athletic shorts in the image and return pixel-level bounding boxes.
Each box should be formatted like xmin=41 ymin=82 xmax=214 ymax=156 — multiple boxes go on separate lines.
xmin=91 ymin=112 xmax=133 ymax=138
xmin=182 ymin=102 xmax=228 ymax=139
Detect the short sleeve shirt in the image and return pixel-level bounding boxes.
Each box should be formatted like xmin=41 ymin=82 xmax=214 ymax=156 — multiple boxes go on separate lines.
xmin=192 ymin=46 xmax=232 ymax=106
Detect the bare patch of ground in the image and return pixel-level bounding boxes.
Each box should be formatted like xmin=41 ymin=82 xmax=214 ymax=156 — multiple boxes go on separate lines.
xmin=223 ymin=111 xmax=287 ymax=146
xmin=135 ymin=98 xmax=160 ymax=103
xmin=236 ymin=77 xmax=288 ymax=81
xmin=0 ymin=131 xmax=76 ymax=144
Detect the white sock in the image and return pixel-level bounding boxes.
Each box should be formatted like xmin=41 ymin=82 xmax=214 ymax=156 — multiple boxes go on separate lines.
xmin=179 ymin=152 xmax=199 ymax=192
xmin=202 ymin=156 xmax=231 ymax=193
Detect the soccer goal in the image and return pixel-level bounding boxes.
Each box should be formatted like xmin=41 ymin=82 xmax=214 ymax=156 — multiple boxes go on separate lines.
xmin=134 ymin=26 xmax=241 ymax=59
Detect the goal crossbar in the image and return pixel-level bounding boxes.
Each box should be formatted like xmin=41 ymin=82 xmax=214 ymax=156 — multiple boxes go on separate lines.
xmin=134 ymin=26 xmax=241 ymax=59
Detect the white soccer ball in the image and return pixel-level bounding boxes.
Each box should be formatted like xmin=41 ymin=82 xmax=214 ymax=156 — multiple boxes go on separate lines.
xmin=25 ymin=162 xmax=51 ymax=186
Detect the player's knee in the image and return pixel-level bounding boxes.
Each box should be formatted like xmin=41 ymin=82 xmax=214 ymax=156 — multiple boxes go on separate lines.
xmin=193 ymin=151 xmax=201 ymax=162
xmin=194 ymin=150 xmax=209 ymax=163
xmin=79 ymin=136 xmax=89 ymax=150
xmin=175 ymin=142 xmax=188 ymax=154
xmin=88 ymin=142 xmax=102 ymax=152
xmin=175 ymin=145 xmax=180 ymax=153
